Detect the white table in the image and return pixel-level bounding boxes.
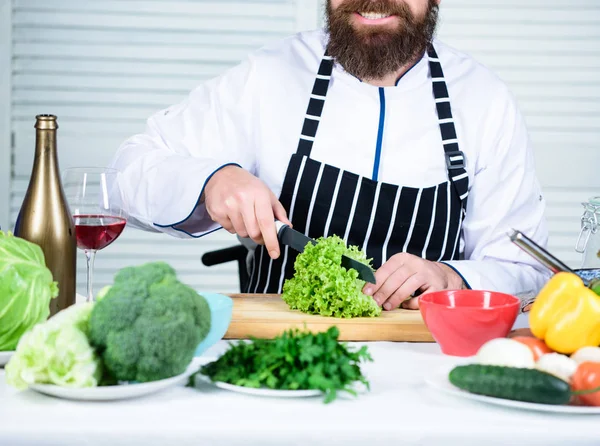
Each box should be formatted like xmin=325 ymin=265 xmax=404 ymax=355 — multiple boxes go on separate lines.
xmin=1 ymin=334 xmax=599 ymax=446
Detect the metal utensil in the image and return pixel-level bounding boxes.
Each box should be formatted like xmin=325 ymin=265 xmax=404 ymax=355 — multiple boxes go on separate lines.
xmin=275 ymin=221 xmax=376 ymax=284
xmin=508 ymin=228 xmax=576 ymax=275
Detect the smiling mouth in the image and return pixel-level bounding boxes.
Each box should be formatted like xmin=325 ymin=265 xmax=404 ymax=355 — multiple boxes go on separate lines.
xmin=357 ymin=11 xmax=393 ymax=20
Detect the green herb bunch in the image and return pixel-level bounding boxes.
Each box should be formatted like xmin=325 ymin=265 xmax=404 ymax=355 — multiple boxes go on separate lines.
xmin=282 ymin=235 xmax=381 ymax=318
xmin=198 ymin=326 xmax=373 ymax=403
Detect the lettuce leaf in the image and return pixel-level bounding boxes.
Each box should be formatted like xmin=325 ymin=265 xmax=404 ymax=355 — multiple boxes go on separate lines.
xmin=5 ymin=303 xmax=102 ymax=390
xmin=281 ymin=235 xmax=381 ymax=318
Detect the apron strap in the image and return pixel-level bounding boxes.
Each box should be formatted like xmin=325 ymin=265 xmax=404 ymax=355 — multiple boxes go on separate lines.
xmin=296 ymin=46 xmax=469 ymax=210
xmin=427 ymin=46 xmax=469 ymax=211
xmin=297 ymin=52 xmax=334 ymax=157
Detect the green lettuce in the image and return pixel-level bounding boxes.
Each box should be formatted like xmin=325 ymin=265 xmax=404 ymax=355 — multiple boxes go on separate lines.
xmin=5 ymin=303 xmax=102 ymax=390
xmin=0 ymin=231 xmax=58 ymax=351
xmin=282 ymin=235 xmax=381 ymax=318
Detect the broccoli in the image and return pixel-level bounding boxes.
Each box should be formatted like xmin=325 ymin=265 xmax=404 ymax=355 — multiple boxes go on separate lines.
xmin=88 ymin=262 xmax=211 ymax=383
xmin=113 ymin=261 xmax=176 ymax=286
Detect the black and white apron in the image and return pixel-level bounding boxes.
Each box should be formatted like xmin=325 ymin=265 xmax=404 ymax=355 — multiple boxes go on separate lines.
xmin=247 ymin=46 xmax=469 ymax=294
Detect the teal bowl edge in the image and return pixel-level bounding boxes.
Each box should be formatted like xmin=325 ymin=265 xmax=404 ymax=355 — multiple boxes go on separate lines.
xmin=194 ymin=292 xmax=233 ymax=357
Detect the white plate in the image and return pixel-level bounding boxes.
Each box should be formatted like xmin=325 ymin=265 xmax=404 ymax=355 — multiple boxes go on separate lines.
xmin=195 ymin=373 xmax=322 ymax=398
xmin=425 ymin=365 xmax=600 ymax=414
xmin=212 ymin=380 xmax=322 ymax=398
xmin=0 ymin=351 xmax=14 ymax=367
xmin=28 ymin=357 xmax=207 ymax=401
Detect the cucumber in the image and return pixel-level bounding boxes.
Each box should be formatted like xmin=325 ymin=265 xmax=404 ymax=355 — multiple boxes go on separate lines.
xmin=449 ymin=364 xmax=571 ymax=405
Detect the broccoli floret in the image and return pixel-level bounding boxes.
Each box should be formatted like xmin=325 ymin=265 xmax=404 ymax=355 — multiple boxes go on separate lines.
xmin=89 ymin=278 xmax=147 ymax=347
xmin=104 ymin=327 xmax=141 ymax=382
xmin=88 ymin=262 xmax=211 ymax=383
xmin=113 ymin=261 xmax=176 ymax=286
xmin=148 ymin=277 xmax=211 ymax=341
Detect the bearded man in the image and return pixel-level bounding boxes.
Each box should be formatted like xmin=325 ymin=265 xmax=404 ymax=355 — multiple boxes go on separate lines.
xmin=110 ymin=0 xmax=549 ymax=310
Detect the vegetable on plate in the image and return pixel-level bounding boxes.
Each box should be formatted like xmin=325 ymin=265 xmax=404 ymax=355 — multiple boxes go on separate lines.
xmin=5 ymin=261 xmax=213 ymax=389
xmin=571 ymin=346 xmax=600 ymax=364
xmin=474 ymin=338 xmax=535 ymax=369
xmin=197 ymin=326 xmax=372 ymax=403
xmin=89 ymin=261 xmax=211 ymax=383
xmin=511 ymin=336 xmax=553 ymax=361
xmin=449 ymin=364 xmax=573 ymax=405
xmin=5 ymin=303 xmax=102 ymax=389
xmin=0 ymin=231 xmax=58 ymax=351
xmin=528 ymin=272 xmax=600 ymax=355
xmin=535 ymin=353 xmax=578 ymax=383
xmin=281 ymin=235 xmax=380 ymax=318
xmin=571 ymin=362 xmax=600 ymax=407
xmin=450 ymin=363 xmax=600 ymax=407
xmin=451 ymin=336 xmax=600 ymax=407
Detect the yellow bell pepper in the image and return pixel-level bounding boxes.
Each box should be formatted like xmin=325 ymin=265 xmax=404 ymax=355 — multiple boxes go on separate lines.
xmin=529 ymin=272 xmax=600 ymax=355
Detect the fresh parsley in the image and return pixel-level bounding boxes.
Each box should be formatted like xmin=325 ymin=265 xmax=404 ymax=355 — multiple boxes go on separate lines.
xmin=196 ymin=326 xmax=373 ymax=403
xmin=281 ymin=235 xmax=381 ymax=318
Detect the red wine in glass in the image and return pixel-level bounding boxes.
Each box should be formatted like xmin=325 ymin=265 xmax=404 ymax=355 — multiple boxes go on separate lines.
xmin=63 ymin=167 xmax=128 ymax=303
xmin=74 ymin=215 xmax=126 ymax=251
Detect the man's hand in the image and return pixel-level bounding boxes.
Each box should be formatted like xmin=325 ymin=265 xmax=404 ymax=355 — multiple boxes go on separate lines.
xmin=204 ymin=165 xmax=292 ymax=259
xmin=362 ymin=253 xmax=464 ymax=310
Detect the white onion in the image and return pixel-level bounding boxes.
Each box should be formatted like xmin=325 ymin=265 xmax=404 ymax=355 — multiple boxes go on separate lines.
xmin=475 ymin=338 xmax=535 ymax=368
xmin=536 ymin=353 xmax=578 ymax=382
xmin=571 ymin=346 xmax=600 ymax=364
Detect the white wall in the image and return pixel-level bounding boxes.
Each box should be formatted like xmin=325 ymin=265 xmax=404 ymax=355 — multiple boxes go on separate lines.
xmin=3 ymin=0 xmax=320 ymax=295
xmin=1 ymin=0 xmax=599 ymax=295
xmin=0 ymin=0 xmax=11 ymax=232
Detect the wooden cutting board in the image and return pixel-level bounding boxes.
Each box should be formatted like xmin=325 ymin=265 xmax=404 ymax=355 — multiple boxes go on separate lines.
xmin=223 ymin=294 xmax=435 ymax=342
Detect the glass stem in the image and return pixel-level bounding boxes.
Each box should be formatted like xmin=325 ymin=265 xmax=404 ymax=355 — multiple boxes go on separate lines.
xmin=85 ymin=249 xmax=96 ymax=302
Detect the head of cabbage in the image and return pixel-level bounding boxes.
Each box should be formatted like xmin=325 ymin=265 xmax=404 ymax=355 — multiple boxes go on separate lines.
xmin=0 ymin=231 xmax=58 ymax=351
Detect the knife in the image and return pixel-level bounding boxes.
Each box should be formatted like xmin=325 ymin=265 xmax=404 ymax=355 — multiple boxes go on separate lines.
xmin=274 ymin=221 xmax=376 ymax=284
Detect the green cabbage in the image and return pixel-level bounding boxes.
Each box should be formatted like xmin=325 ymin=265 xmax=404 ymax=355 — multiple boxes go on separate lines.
xmin=5 ymin=302 xmax=102 ymax=389
xmin=0 ymin=231 xmax=58 ymax=351
xmin=282 ymin=235 xmax=381 ymax=318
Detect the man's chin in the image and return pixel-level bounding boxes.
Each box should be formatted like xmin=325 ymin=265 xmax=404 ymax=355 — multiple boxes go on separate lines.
xmin=348 ymin=24 xmax=402 ymax=42
xmin=352 ymin=32 xmax=397 ymax=48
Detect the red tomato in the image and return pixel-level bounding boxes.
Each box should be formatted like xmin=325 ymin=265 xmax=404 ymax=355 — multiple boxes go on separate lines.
xmin=512 ymin=336 xmax=553 ymax=361
xmin=572 ymin=362 xmax=600 ymax=407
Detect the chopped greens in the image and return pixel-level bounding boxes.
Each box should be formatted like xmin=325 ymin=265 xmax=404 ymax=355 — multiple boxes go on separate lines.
xmin=196 ymin=326 xmax=372 ymax=403
xmin=282 ymin=235 xmax=381 ymax=318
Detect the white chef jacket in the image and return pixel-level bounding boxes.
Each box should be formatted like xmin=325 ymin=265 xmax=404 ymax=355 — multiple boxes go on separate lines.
xmin=110 ymin=29 xmax=550 ymax=297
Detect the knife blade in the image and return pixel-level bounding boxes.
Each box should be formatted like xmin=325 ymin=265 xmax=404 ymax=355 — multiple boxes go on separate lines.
xmin=275 ymin=221 xmax=376 ymax=284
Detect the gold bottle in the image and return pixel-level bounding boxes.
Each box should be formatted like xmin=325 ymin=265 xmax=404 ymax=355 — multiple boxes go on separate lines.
xmin=14 ymin=115 xmax=76 ymax=316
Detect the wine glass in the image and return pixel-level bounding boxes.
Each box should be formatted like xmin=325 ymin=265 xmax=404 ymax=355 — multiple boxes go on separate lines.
xmin=62 ymin=167 xmax=129 ymax=302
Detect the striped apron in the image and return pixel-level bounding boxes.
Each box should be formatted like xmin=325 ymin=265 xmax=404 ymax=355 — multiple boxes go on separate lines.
xmin=247 ymin=45 xmax=469 ymax=294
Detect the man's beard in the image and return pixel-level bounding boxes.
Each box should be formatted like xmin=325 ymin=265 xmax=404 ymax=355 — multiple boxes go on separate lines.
xmin=325 ymin=0 xmax=439 ymax=81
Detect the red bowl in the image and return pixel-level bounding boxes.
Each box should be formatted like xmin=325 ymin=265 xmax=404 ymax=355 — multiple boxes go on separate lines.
xmin=419 ymin=289 xmax=521 ymax=357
